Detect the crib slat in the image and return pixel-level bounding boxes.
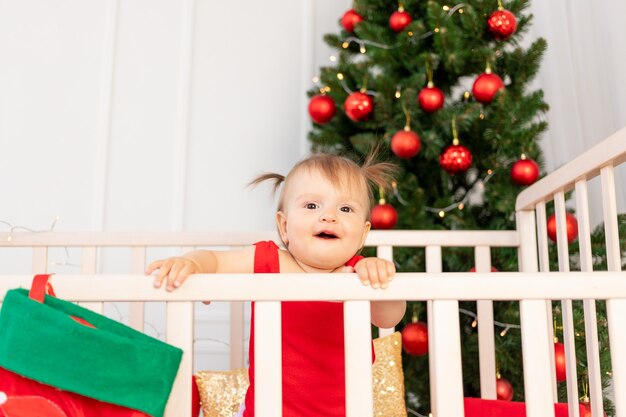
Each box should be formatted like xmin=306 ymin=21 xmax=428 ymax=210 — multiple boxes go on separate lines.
xmin=254 ymin=301 xmax=282 ymax=417
xmin=575 ymin=179 xmax=604 ymax=417
xmin=520 ymin=300 xmax=556 ymax=417
xmin=517 ymin=210 xmax=555 ymax=417
xmin=164 ymin=302 xmax=194 ymax=417
xmin=344 ymin=301 xmax=374 ymax=417
xmin=600 ymin=166 xmax=621 ymax=271
xmin=607 ymin=299 xmax=626 ymax=416
xmin=554 ymin=193 xmax=580 ymax=417
xmin=534 ymin=202 xmax=558 ymax=399
xmin=230 ymin=301 xmax=245 ymax=369
xmin=130 ymin=246 xmax=147 ymax=331
xmin=426 ymin=246 xmax=464 ymax=417
xmin=32 ymin=246 xmax=48 ymax=273
xmin=426 ymin=246 xmax=440 ymax=416
xmin=79 ymin=246 xmax=103 ymax=314
xmin=376 ymin=245 xmax=395 ymax=337
xmin=475 ymin=246 xmax=496 ymax=399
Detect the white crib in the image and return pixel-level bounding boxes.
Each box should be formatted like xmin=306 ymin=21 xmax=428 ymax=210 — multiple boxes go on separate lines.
xmin=1 ymin=127 xmax=625 ymax=417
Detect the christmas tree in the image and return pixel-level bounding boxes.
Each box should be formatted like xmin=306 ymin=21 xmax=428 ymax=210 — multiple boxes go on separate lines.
xmin=306 ymin=0 xmax=615 ymax=415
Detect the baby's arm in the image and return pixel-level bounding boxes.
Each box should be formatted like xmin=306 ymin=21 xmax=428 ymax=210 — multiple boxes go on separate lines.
xmin=352 ymin=257 xmax=407 ymax=329
xmin=146 ymin=246 xmax=255 ymax=291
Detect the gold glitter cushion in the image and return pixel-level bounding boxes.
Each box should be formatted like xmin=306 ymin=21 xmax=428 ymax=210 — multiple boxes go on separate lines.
xmin=194 ymin=331 xmax=406 ymax=417
xmin=195 ymin=369 xmax=249 ymax=417
xmin=372 ymin=331 xmax=407 ymax=417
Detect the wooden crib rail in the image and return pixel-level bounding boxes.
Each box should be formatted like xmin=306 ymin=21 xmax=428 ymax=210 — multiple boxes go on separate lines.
xmin=2 ymin=272 xmax=626 ymax=417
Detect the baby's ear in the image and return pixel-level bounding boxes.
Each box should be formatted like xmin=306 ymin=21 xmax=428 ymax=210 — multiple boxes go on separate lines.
xmin=276 ymin=211 xmax=288 ymax=244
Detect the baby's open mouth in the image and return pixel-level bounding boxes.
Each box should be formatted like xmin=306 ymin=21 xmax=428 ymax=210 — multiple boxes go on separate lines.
xmin=315 ymin=232 xmax=338 ymax=239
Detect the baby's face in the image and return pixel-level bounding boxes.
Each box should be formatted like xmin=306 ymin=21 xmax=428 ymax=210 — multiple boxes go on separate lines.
xmin=276 ymin=168 xmax=371 ymax=272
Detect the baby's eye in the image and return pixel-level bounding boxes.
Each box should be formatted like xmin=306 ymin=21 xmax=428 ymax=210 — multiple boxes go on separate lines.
xmin=340 ymin=206 xmax=353 ymax=213
xmin=305 ymin=203 xmax=318 ymax=209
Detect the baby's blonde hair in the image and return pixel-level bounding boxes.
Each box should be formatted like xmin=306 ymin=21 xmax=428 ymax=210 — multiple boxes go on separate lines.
xmin=250 ymin=152 xmax=398 ymax=217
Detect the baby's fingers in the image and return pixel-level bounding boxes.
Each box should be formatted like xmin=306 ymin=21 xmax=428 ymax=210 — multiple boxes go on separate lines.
xmin=145 ymin=260 xmax=164 ymax=275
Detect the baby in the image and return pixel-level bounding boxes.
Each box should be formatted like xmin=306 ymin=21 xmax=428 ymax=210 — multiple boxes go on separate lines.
xmin=147 ymin=152 xmax=406 ymax=417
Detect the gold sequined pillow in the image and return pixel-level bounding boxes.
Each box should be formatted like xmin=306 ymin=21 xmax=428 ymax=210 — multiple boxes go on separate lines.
xmin=195 ymin=331 xmax=406 ymax=417
xmin=372 ymin=331 xmax=407 ymax=417
xmin=195 ymin=368 xmax=249 ymax=417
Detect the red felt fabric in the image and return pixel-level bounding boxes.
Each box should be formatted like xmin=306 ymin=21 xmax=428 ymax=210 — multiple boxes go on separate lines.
xmin=464 ymin=397 xmax=587 ymax=417
xmin=0 ymin=367 xmax=147 ymax=417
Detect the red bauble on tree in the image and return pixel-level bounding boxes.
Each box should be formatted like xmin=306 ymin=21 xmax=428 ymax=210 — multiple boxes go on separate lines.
xmin=440 ymin=141 xmax=473 ymax=175
xmin=344 ymin=91 xmax=373 ymax=122
xmin=488 ymin=9 xmax=518 ymax=40
xmin=391 ymin=128 xmax=421 ymax=159
xmin=496 ymin=377 xmax=514 ymax=401
xmin=308 ymin=95 xmax=336 ymax=124
xmin=579 ymin=399 xmax=607 ymax=417
xmin=547 ymin=213 xmax=579 ymax=243
xmin=402 ymin=321 xmax=428 ymax=356
xmin=389 ymin=8 xmax=412 ymax=32
xmin=418 ymin=85 xmax=445 ymax=113
xmin=511 ymin=157 xmax=539 ymax=186
xmin=472 ymin=72 xmax=504 ymax=103
xmin=554 ymin=342 xmax=567 ymax=382
xmin=341 ymin=9 xmax=364 ymax=33
xmin=371 ymin=200 xmax=398 ymax=229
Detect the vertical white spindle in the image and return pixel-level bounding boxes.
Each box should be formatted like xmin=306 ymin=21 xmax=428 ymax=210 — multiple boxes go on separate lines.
xmin=344 ymin=301 xmax=374 ymax=417
xmin=475 ymin=246 xmax=496 ymax=399
xmin=230 ymin=301 xmax=245 ymax=369
xmin=426 ymin=246 xmax=440 ymax=417
xmin=426 ymin=245 xmax=464 ymax=417
xmin=555 ymin=192 xmax=580 ymax=417
xmin=575 ymin=179 xmax=604 ymax=417
xmin=254 ymin=301 xmax=282 ymax=417
xmin=130 ymin=246 xmax=146 ymax=331
xmin=32 ymin=247 xmax=48 ymax=273
xmin=536 ymin=201 xmax=558 ymax=399
xmin=376 ymin=245 xmax=395 ymax=337
xmin=164 ymin=302 xmax=194 ymax=417
xmin=601 ymin=165 xmax=625 ymax=415
xmin=516 ymin=210 xmax=555 ymax=417
xmin=80 ymin=246 xmax=103 ymax=314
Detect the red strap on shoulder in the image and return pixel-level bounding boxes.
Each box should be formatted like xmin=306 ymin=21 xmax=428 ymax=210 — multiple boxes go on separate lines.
xmin=253 ymin=241 xmax=280 ymax=273
xmin=29 ymin=274 xmax=56 ymax=303
xmin=345 ymin=255 xmax=364 ymax=268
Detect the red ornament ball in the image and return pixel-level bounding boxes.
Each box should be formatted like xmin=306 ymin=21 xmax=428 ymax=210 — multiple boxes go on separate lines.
xmin=511 ymin=158 xmax=540 ymax=186
xmin=580 ymin=401 xmax=607 ymax=417
xmin=472 ymin=72 xmax=504 ymax=103
xmin=308 ymin=95 xmax=336 ymax=124
xmin=341 ymin=9 xmax=364 ymax=33
xmin=418 ymin=86 xmax=445 ymax=113
xmin=402 ymin=321 xmax=428 ymax=356
xmin=389 ymin=10 xmax=412 ymax=32
xmin=554 ymin=342 xmax=567 ymax=382
xmin=496 ymin=377 xmax=514 ymax=401
xmin=547 ymin=213 xmax=579 ymax=243
xmin=391 ymin=129 xmax=421 ymax=159
xmin=488 ymin=9 xmax=518 ymax=39
xmin=371 ymin=203 xmax=398 ymax=229
xmin=439 ymin=144 xmax=473 ymax=175
xmin=344 ymin=92 xmax=373 ymax=122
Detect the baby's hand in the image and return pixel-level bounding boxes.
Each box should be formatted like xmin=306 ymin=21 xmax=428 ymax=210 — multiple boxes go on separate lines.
xmin=354 ymin=258 xmax=396 ymax=289
xmin=146 ymin=257 xmax=201 ymax=292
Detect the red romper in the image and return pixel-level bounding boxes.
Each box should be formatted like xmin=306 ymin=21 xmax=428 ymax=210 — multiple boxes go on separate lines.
xmin=242 ymin=241 xmax=369 ymax=417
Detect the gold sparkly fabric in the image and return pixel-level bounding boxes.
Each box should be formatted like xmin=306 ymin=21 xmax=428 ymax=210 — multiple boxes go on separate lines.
xmin=195 ymin=332 xmax=406 ymax=417
xmin=195 ymin=369 xmax=249 ymax=417
xmin=373 ymin=331 xmax=407 ymax=417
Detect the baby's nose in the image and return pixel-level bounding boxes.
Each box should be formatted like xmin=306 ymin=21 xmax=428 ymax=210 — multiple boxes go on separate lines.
xmin=320 ymin=211 xmax=338 ymax=222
